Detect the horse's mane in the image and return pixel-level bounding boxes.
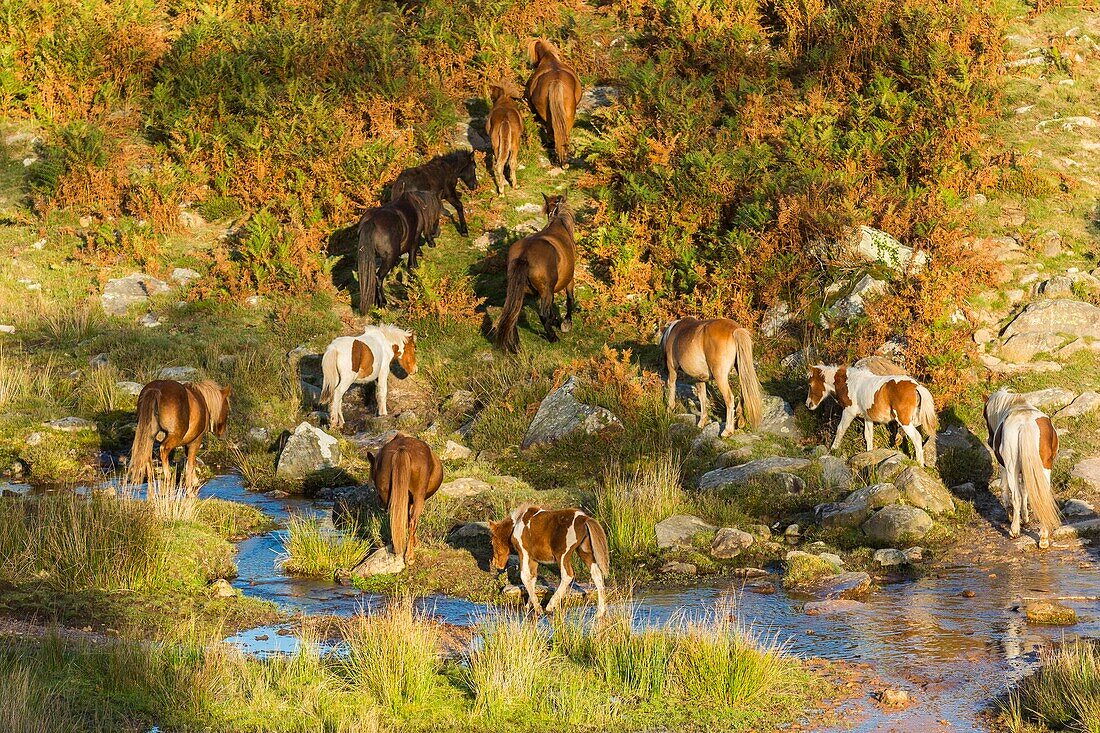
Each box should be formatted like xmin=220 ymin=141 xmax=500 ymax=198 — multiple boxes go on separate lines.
xmin=987 ymin=388 xmax=1032 ymax=423
xmin=368 ymin=322 xmax=412 ymax=347
xmin=510 ymin=502 xmax=539 ymax=523
xmin=191 ymin=380 xmax=227 ymax=428
xmin=528 ymin=38 xmax=562 ymax=63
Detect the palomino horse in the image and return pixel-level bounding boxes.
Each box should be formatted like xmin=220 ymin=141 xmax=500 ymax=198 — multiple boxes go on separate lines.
xmin=984 ymin=388 xmax=1060 ymax=548
xmin=526 ymin=39 xmax=582 ymax=165
xmin=806 ymin=364 xmax=937 ymax=466
xmin=487 ymin=83 xmax=523 ymax=193
xmin=490 ymin=504 xmax=610 ymax=619
xmin=495 ymin=194 xmax=576 ymax=352
xmin=357 ymin=191 xmax=442 ymax=311
xmin=661 ymin=318 xmax=764 ymax=435
xmin=390 ymin=150 xmax=478 ymax=236
xmin=369 ymin=434 xmax=442 ymax=562
xmin=128 ymin=379 xmax=231 ymax=490
xmin=320 ymin=323 xmax=417 ymax=429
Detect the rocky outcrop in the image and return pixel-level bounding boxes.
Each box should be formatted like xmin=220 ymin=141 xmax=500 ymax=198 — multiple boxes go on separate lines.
xmin=862 ymin=505 xmax=933 ymax=544
xmin=46 ymin=417 xmax=97 ymax=432
xmin=710 ymin=528 xmax=754 ymax=559
xmin=1003 ymin=299 xmax=1100 ymax=342
xmin=893 ymin=467 xmax=954 ymax=516
xmin=1057 ymin=391 xmax=1100 ymax=418
xmin=1071 ymin=458 xmax=1100 ymax=489
xmin=521 ymin=377 xmax=622 ymax=449
xmin=349 ymin=547 xmax=405 ymax=577
xmin=849 ymin=449 xmax=907 ymax=481
xmin=439 ymin=440 xmax=472 ymax=461
xmin=816 ymin=483 xmax=900 ymax=530
xmin=276 ymin=422 xmax=341 ymax=480
xmin=655 ymin=514 xmax=716 ymax=549
xmin=758 ymin=396 xmax=802 ymax=438
xmin=697 ymin=456 xmax=812 ymax=491
xmin=846 ymin=226 xmax=927 ymax=272
xmin=101 ymin=273 xmax=170 ymax=315
xmin=438 ymin=477 xmax=493 ymax=498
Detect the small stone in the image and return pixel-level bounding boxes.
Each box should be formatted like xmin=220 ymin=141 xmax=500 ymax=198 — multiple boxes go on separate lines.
xmin=903 ymin=546 xmax=923 ymax=563
xmin=1024 ymin=600 xmax=1077 ymax=625
xmin=732 ymin=567 xmax=769 ymax=579
xmin=877 ymin=689 xmax=911 ymax=707
xmin=248 ymin=427 xmax=269 ymax=443
xmin=88 ymin=353 xmax=109 ymax=369
xmin=449 ymin=522 xmax=490 ymax=539
xmin=438 ymin=477 xmax=492 ymax=498
xmin=158 ymin=366 xmax=199 ymax=382
xmin=138 ymin=312 xmax=161 ymax=328
xmin=655 ymin=515 xmax=717 ymax=549
xmin=439 ymin=440 xmax=473 ymax=461
xmin=784 ymin=524 xmax=801 ymax=543
xmin=350 ymin=547 xmax=405 ymax=577
xmin=443 ymin=390 xmax=478 ymax=414
xmin=710 ymin=527 xmax=754 ymax=559
xmin=25 ymin=432 xmax=43 ymax=446
xmin=873 ymin=548 xmax=908 ymax=568
xmin=744 ymin=580 xmax=775 ymax=594
xmin=46 ymin=417 xmax=97 ymax=432
xmin=660 ymin=561 xmax=697 ymax=576
xmin=1061 ymin=499 xmax=1096 ymax=518
xmin=1072 ymin=459 xmax=1100 ymax=490
xmin=805 ymin=599 xmax=865 ymax=615
xmin=209 ymin=579 xmax=238 ymax=598
xmin=862 ymin=505 xmax=933 ymax=544
xmin=0 ymin=325 xmax=14 ymax=334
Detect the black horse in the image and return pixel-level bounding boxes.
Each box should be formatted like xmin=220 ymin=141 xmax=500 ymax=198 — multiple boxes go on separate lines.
xmin=357 ymin=191 xmax=442 ymax=312
xmin=390 ymin=150 xmax=478 ymax=236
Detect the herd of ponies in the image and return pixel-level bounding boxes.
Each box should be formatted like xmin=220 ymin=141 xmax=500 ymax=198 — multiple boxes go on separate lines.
xmin=125 ymin=39 xmax=1063 ymax=620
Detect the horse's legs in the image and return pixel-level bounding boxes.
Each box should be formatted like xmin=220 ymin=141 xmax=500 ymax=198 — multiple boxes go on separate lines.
xmin=520 ymin=556 xmax=544 ymax=615
xmin=537 ymin=288 xmax=559 ymax=343
xmin=714 ymin=370 xmax=736 ymax=437
xmin=900 ymin=422 xmax=925 ymax=466
xmin=507 ymin=146 xmax=519 ymax=188
xmin=545 ymin=549 xmax=575 ymax=613
xmin=589 ymin=559 xmax=607 ymax=620
xmin=665 ymin=357 xmax=679 ymax=414
xmin=447 ymin=190 xmax=468 ymax=236
xmin=184 ymin=440 xmax=201 ymax=491
xmin=376 ymin=368 xmax=390 ymax=417
xmin=831 ymin=408 xmax=859 ymax=451
xmin=330 ymin=377 xmax=352 ymax=429
xmin=1005 ymin=458 xmax=1023 ymax=538
xmin=407 ymin=493 xmax=425 ymax=563
xmin=1038 ymin=467 xmax=1052 ymax=549
xmin=493 ymin=152 xmax=506 ymax=194
xmin=694 ymin=382 xmax=708 ymax=429
xmin=376 ymin=251 xmax=398 ymax=307
xmin=560 ymin=282 xmax=574 ymax=333
xmin=864 ymin=418 xmax=875 ymax=451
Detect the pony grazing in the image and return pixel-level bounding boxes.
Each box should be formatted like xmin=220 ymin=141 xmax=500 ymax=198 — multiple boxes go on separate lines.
xmin=494 ymin=194 xmax=576 ymax=352
xmin=487 ymin=83 xmax=523 ymax=194
xmin=984 ymin=388 xmax=1060 ymax=548
xmin=320 ymin=324 xmax=417 ymax=429
xmin=525 ymin=39 xmax=582 ymax=165
xmin=128 ymin=379 xmax=231 ymax=490
xmin=369 ymin=434 xmax=442 ymax=562
xmin=490 ymin=505 xmax=610 ymax=619
xmin=390 ymin=150 xmax=478 ymax=236
xmin=661 ymin=318 xmax=764 ymax=436
xmin=806 ymin=364 xmax=937 ymax=466
xmin=357 ymin=190 xmax=442 ymax=312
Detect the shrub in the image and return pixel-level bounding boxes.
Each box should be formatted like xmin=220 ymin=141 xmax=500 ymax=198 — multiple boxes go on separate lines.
xmin=1002 ymin=640 xmax=1100 ymax=732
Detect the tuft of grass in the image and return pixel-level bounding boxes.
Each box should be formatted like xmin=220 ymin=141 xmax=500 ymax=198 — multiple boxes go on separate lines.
xmin=783 ymin=553 xmax=837 ymax=588
xmin=280 ymin=514 xmax=372 ymax=578
xmin=465 ymin=615 xmax=558 ymax=720
xmin=595 ymin=452 xmax=684 ymax=562
xmin=555 ymin=612 xmax=675 ymax=700
xmin=1002 ymin=640 xmax=1100 ymax=732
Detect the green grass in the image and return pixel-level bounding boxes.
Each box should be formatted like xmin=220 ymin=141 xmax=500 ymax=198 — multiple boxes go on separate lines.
xmin=1002 ymin=640 xmax=1100 ymax=733
xmin=595 ymin=452 xmax=684 ymax=562
xmin=280 ymin=514 xmax=373 ymax=578
xmin=783 ymin=553 xmax=837 ymax=588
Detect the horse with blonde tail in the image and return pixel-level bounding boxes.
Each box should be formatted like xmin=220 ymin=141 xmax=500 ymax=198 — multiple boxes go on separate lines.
xmin=369 ymin=434 xmax=442 ymax=562
xmin=490 ymin=505 xmax=610 ymax=619
xmin=806 ymin=364 xmax=937 ymax=466
xmin=661 ymin=318 xmax=764 ymax=436
xmin=984 ymin=388 xmax=1060 ymax=549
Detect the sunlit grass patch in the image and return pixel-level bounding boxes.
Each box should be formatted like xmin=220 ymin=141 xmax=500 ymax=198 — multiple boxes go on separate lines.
xmin=1002 ymin=640 xmax=1100 ymax=732
xmin=280 ymin=514 xmax=372 ymax=578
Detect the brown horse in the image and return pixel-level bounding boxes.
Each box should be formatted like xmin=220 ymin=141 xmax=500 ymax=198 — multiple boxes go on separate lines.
xmin=368 ymin=434 xmax=442 ymax=562
xmin=526 ymin=39 xmax=582 ymax=165
xmin=357 ymin=190 xmax=442 ymax=312
xmin=495 ymin=194 xmax=576 ymax=352
xmin=490 ymin=505 xmax=610 ymax=618
xmin=390 ymin=150 xmax=478 ymax=236
xmin=128 ymin=379 xmax=231 ymax=489
xmin=661 ymin=318 xmax=764 ymax=435
xmin=487 ymin=83 xmax=523 ymax=193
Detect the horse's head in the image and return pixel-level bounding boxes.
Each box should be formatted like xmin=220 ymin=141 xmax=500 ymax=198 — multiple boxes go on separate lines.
xmin=393 ymin=332 xmax=417 ymax=376
xmin=543 ymin=193 xmax=569 ymax=220
xmin=527 ymin=38 xmax=558 ymax=64
xmin=488 ymin=518 xmax=514 ymax=571
xmin=214 ymin=385 xmax=232 ymax=436
xmin=457 ymin=150 xmax=478 ymax=191
xmin=805 ymin=365 xmax=834 ymax=410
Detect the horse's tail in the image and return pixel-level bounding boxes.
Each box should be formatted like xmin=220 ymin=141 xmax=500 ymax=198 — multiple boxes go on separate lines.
xmin=496 ymin=255 xmax=529 ymax=353
xmin=584 ymin=515 xmax=611 ymax=578
xmin=357 ymin=215 xmax=379 ymax=314
xmin=387 ymin=448 xmax=411 ymax=559
xmin=548 ymin=80 xmax=570 ymax=165
xmin=1019 ymin=418 xmax=1061 ymax=536
xmin=732 ymin=329 xmax=763 ymax=429
xmin=320 ymin=347 xmax=339 ymax=405
xmin=128 ymin=386 xmax=160 ymax=484
xmin=916 ymin=383 xmax=938 ymax=459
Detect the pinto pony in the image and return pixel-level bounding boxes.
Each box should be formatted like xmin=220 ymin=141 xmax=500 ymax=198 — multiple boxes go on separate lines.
xmin=490 ymin=505 xmax=610 ymax=619
xmin=390 ymin=150 xmax=478 ymax=236
xmin=487 ymin=84 xmax=523 ymax=194
xmin=984 ymin=388 xmax=1060 ymax=548
xmin=128 ymin=379 xmax=231 ymax=490
xmin=320 ymin=324 xmax=417 ymax=429
xmin=806 ymin=364 xmax=937 ymax=466
xmin=525 ymin=39 xmax=582 ymax=165
xmin=661 ymin=318 xmax=764 ymax=435
xmin=369 ymin=434 xmax=442 ymax=562
xmin=494 ymin=194 xmax=576 ymax=352
xmin=357 ymin=191 xmax=442 ymax=311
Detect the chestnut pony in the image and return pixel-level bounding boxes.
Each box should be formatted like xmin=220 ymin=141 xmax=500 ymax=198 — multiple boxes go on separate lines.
xmin=526 ymin=39 xmax=582 ymax=165
xmin=495 ymin=194 xmax=576 ymax=352
xmin=490 ymin=504 xmax=610 ymax=618
xmin=661 ymin=318 xmax=764 ymax=435
xmin=128 ymin=379 xmax=231 ymax=490
xmin=487 ymin=83 xmax=523 ymax=194
xmin=984 ymin=388 xmax=1060 ymax=548
xmin=369 ymin=434 xmax=442 ymax=562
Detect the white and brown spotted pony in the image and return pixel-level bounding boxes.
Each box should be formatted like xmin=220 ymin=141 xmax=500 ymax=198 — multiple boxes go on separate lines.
xmin=806 ymin=364 xmax=938 ymax=466
xmin=490 ymin=505 xmax=610 ymax=619
xmin=319 ymin=324 xmax=417 ymax=429
xmin=661 ymin=317 xmax=764 ymax=436
xmin=984 ymin=388 xmax=1060 ymax=549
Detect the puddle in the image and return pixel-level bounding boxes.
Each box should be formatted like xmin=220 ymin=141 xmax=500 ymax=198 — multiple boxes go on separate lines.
xmin=197 ymin=474 xmax=1099 ymax=732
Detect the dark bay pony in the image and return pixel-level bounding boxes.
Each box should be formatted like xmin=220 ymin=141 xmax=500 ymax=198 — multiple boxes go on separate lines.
xmin=494 ymin=194 xmax=576 ymax=353
xmin=490 ymin=504 xmax=610 ymax=618
xmin=357 ymin=190 xmax=442 ymax=312
xmin=128 ymin=379 xmax=231 ymax=490
xmin=487 ymin=84 xmax=523 ymax=193
xmin=390 ymin=150 xmax=478 ymax=236
xmin=369 ymin=434 xmax=442 ymax=562
xmin=526 ymin=39 xmax=582 ymax=165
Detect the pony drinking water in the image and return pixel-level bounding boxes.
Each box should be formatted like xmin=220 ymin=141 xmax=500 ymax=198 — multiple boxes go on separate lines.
xmin=984 ymin=388 xmax=1060 ymax=549
xmin=128 ymin=379 xmax=231 ymax=490
xmin=806 ymin=364 xmax=937 ymax=466
xmin=525 ymin=39 xmax=582 ymax=165
xmin=490 ymin=505 xmax=610 ymax=619
xmin=661 ymin=318 xmax=764 ymax=435
xmin=320 ymin=324 xmax=417 ymax=429
xmin=369 ymin=434 xmax=442 ymax=563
